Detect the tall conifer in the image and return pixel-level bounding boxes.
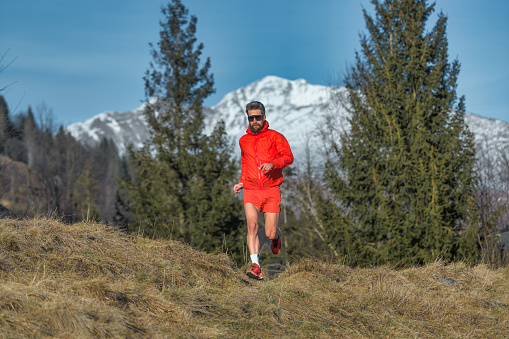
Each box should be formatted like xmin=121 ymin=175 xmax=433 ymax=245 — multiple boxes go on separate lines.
xmin=0 ymin=96 xmax=11 ymax=155
xmin=323 ymin=0 xmax=479 ymax=266
xmin=122 ymin=0 xmax=244 ymax=260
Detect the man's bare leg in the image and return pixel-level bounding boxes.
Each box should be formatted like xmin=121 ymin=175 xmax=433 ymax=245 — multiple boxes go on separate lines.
xmin=245 ymin=203 xmax=260 ymax=255
xmin=245 ymin=203 xmax=265 ymax=279
xmin=264 ymin=212 xmax=280 ymax=240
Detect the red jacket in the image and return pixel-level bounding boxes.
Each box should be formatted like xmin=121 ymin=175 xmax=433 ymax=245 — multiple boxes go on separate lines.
xmin=239 ymin=121 xmax=294 ymax=190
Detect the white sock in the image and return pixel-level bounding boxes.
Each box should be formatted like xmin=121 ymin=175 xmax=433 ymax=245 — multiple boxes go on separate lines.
xmin=250 ymin=254 xmax=259 ymax=266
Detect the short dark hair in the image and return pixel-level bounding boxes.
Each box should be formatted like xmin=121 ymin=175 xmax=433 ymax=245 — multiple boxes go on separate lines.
xmin=245 ymin=101 xmax=265 ymax=115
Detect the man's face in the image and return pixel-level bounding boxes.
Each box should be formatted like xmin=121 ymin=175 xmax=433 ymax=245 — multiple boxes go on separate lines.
xmin=247 ymin=109 xmax=265 ymax=133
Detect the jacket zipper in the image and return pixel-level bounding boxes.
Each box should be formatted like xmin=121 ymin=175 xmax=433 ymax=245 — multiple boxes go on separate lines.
xmin=255 ymin=135 xmax=262 ymax=189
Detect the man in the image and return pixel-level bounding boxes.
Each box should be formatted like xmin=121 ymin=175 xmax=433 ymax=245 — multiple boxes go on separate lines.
xmin=233 ymin=101 xmax=294 ymax=280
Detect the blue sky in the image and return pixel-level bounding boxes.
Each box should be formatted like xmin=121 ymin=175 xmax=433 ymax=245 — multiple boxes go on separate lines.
xmin=1 ymin=0 xmax=508 ymax=126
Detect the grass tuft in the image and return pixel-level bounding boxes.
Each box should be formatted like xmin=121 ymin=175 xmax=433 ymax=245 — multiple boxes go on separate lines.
xmin=0 ymin=217 xmax=508 ymax=338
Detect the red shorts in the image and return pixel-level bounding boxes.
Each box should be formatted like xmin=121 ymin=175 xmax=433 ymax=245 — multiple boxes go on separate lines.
xmin=243 ymin=186 xmax=281 ymax=213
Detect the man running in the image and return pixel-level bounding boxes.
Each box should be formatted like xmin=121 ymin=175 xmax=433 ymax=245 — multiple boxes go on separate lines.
xmin=233 ymin=101 xmax=294 ymax=280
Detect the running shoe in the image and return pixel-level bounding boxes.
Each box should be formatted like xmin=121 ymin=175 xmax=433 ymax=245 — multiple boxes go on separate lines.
xmin=271 ymin=228 xmax=282 ymax=255
xmin=246 ymin=263 xmax=263 ymax=280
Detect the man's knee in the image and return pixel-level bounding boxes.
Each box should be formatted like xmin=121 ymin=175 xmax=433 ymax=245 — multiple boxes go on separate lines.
xmin=247 ymin=220 xmax=258 ymax=234
xmin=265 ymin=228 xmax=278 ymax=240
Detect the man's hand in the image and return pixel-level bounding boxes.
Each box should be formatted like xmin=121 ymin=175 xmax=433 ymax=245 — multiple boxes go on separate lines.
xmin=233 ymin=183 xmax=244 ymax=194
xmin=259 ymin=162 xmax=273 ymax=173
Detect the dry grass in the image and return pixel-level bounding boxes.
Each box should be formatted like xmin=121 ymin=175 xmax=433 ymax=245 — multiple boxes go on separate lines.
xmin=1 ymin=217 xmax=508 ymax=338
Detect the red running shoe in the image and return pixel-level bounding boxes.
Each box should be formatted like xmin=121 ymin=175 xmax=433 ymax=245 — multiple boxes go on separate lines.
xmin=271 ymin=228 xmax=282 ymax=255
xmin=246 ymin=263 xmax=263 ymax=280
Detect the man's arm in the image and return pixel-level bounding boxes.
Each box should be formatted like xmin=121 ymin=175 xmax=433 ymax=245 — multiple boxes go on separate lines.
xmin=234 ymin=139 xmax=246 ymax=193
xmin=237 ymin=142 xmax=246 ymax=190
xmin=270 ymin=132 xmax=294 ymax=169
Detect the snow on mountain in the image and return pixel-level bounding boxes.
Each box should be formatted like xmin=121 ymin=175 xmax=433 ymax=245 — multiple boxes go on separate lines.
xmin=208 ymin=76 xmax=347 ymax=165
xmin=66 ymin=101 xmax=150 ymax=156
xmin=464 ymin=113 xmax=509 ymax=149
xmin=66 ymin=75 xmax=508 ymax=167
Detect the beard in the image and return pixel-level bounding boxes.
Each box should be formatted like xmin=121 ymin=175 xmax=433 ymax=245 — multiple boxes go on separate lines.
xmin=249 ymin=120 xmax=265 ymax=133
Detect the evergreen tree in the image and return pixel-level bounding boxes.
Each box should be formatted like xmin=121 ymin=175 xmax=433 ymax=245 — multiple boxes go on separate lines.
xmin=23 ymin=107 xmax=37 ymax=167
xmin=322 ymin=0 xmax=479 ymax=266
xmin=0 ymin=96 xmax=11 ymax=155
xmin=72 ymin=162 xmax=99 ymax=221
xmin=93 ymin=138 xmax=120 ymax=222
xmin=122 ymin=0 xmax=244 ymax=261
xmin=286 ymin=144 xmax=339 ymax=260
xmin=53 ymin=126 xmax=90 ymax=221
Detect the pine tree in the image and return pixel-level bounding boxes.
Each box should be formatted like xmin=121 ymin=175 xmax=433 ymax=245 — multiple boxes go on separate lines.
xmin=122 ymin=0 xmax=244 ymax=261
xmin=0 ymin=96 xmax=11 ymax=155
xmin=72 ymin=162 xmax=99 ymax=221
xmin=322 ymin=0 xmax=479 ymax=266
xmin=23 ymin=107 xmax=38 ymax=167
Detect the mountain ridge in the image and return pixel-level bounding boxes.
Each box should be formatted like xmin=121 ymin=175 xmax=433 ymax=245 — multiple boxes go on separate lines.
xmin=66 ymin=75 xmax=509 ymax=165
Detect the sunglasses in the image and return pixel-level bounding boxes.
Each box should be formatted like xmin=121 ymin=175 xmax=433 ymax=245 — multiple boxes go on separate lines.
xmin=248 ymin=115 xmax=264 ymax=122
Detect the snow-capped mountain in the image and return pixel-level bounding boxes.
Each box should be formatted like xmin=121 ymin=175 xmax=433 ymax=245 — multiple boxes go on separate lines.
xmin=66 ymin=75 xmax=509 ymax=165
xmin=66 ymin=101 xmax=150 ymax=156
xmin=206 ymin=76 xmax=348 ymax=164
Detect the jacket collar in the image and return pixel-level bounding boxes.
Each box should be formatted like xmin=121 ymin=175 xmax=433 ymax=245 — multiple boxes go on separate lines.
xmin=246 ymin=120 xmax=270 ymax=135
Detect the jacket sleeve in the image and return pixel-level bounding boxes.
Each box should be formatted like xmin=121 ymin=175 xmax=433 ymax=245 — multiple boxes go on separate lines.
xmin=239 ymin=138 xmax=246 ymax=184
xmin=271 ymin=133 xmax=294 ymax=169
xmin=239 ymin=149 xmax=246 ymax=184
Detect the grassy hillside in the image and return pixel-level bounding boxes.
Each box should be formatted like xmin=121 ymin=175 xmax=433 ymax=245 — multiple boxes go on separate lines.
xmin=0 ymin=218 xmax=508 ymax=338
